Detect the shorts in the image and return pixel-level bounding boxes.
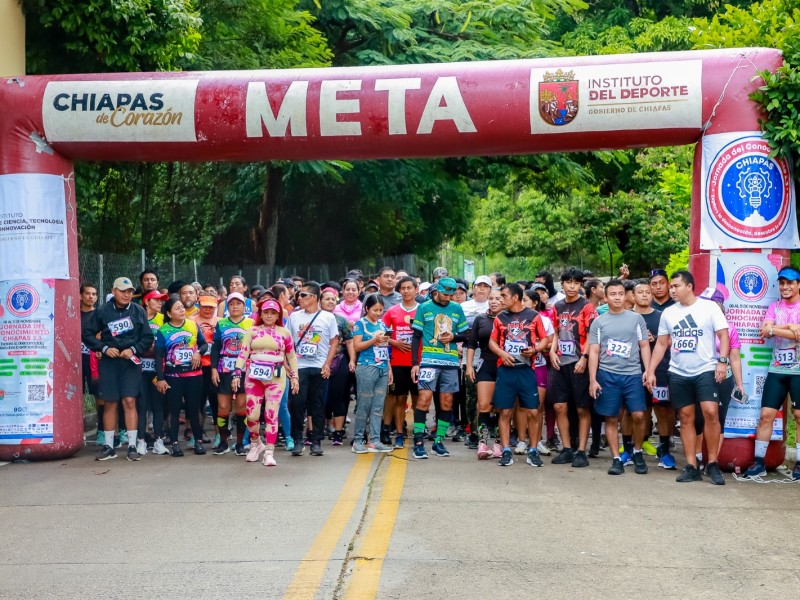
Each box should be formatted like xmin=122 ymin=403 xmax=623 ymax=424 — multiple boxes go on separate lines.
xmin=669 ymin=371 xmax=718 ymax=410
xmin=492 ymin=367 xmax=539 ymax=410
xmin=535 ymin=364 xmax=548 ymax=388
xmin=761 ymin=371 xmax=800 ymax=411
xmin=98 ymin=357 xmax=142 ymax=402
xmin=594 ymin=370 xmax=646 ymax=417
xmin=547 ymin=362 xmax=592 ymax=409
xmin=217 ymin=371 xmax=245 ymax=395
xmin=648 ymin=371 xmax=671 ymax=407
xmin=476 ymin=359 xmax=498 ymax=383
xmin=391 ymin=366 xmax=418 ymax=396
xmin=417 ymin=366 xmax=460 ymax=394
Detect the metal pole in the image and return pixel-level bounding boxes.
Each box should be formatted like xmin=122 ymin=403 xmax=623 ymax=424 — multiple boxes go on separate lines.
xmin=98 ymin=253 xmax=104 ymax=301
xmin=172 ymin=254 xmax=176 ymax=282
xmin=141 ymin=248 xmax=145 ymax=272
xmin=193 ymin=259 xmax=197 ymax=282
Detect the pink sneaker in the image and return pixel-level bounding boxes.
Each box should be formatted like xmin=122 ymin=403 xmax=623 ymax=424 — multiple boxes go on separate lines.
xmin=492 ymin=441 xmax=503 ymax=458
xmin=262 ymin=450 xmax=277 ymax=467
xmin=246 ymin=441 xmax=265 ymax=462
xmin=477 ymin=440 xmax=492 ymax=460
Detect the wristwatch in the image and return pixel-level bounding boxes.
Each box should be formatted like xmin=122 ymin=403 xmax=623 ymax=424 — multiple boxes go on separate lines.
xmin=717 ymin=357 xmax=729 ymax=364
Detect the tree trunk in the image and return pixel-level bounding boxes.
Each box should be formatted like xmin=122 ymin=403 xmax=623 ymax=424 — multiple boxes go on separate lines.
xmin=252 ymin=165 xmax=282 ymax=279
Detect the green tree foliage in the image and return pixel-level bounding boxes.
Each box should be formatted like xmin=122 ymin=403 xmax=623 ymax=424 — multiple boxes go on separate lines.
xmin=23 ymin=0 xmax=202 ymax=73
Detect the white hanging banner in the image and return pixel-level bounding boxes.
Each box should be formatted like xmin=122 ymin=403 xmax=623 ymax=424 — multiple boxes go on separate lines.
xmin=0 ymin=174 xmax=69 ymax=281
xmin=714 ymin=251 xmax=782 ymax=439
xmin=700 ymin=132 xmax=800 ymax=250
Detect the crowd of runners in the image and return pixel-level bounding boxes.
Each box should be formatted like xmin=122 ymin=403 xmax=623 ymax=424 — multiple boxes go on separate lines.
xmin=79 ymin=263 xmax=800 ymax=483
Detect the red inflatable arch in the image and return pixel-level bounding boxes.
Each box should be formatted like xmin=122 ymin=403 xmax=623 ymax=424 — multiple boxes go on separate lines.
xmin=0 ymin=47 xmax=792 ymax=469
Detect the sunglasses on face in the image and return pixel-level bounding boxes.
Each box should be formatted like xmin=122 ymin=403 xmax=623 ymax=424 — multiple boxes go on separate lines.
xmin=297 ymin=292 xmax=316 ymax=299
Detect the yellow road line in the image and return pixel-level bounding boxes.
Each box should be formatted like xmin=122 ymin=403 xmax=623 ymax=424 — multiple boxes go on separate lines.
xmin=282 ymin=454 xmax=375 ymax=600
xmin=343 ymin=448 xmax=409 ymax=599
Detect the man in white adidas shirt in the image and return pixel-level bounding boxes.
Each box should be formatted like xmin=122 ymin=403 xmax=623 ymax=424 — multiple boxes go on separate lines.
xmin=645 ymin=270 xmax=729 ymax=485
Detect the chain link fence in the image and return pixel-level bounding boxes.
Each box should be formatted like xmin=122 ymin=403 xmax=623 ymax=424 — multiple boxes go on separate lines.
xmin=78 ymin=249 xmax=447 ymax=298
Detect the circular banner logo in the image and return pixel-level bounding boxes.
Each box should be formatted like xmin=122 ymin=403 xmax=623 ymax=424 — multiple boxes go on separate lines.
xmin=732 ymin=266 xmax=768 ymax=302
xmin=707 ymin=137 xmax=791 ymax=243
xmin=6 ymin=284 xmax=40 ymax=318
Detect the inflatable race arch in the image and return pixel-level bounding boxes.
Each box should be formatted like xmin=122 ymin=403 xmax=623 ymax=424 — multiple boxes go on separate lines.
xmin=0 ymin=47 xmax=795 ymax=469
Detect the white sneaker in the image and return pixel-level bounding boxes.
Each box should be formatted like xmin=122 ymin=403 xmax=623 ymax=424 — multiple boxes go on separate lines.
xmin=136 ymin=438 xmax=147 ymax=456
xmin=152 ymin=438 xmax=169 ymax=455
xmin=246 ymin=441 xmax=265 ymax=462
xmin=537 ymin=440 xmax=551 ymax=456
xmin=514 ymin=441 xmax=528 ymax=455
xmin=262 ymin=451 xmax=277 ymax=467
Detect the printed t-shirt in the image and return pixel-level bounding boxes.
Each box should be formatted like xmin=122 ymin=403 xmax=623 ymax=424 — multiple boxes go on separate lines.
xmin=155 ymin=319 xmax=206 ymax=378
xmin=764 ymin=298 xmax=800 ymax=374
xmin=552 ymin=297 xmax=598 ymax=366
xmin=354 ymin=318 xmax=391 ymax=369
xmin=213 ymin=317 xmax=254 ymax=373
xmin=657 ymin=299 xmax=728 ymax=377
xmin=489 ymin=307 xmax=548 ymax=369
xmin=287 ymin=309 xmax=340 ymax=369
xmin=411 ymin=299 xmax=469 ymax=369
xmin=383 ymin=302 xmax=419 ymax=367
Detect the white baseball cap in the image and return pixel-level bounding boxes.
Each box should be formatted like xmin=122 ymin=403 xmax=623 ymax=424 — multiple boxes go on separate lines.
xmin=474 ymin=275 xmax=492 ymax=287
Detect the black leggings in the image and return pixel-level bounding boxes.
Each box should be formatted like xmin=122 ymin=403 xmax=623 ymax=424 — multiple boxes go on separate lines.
xmin=165 ymin=375 xmax=204 ymax=442
xmin=138 ymin=373 xmax=165 ymax=438
xmin=326 ymin=358 xmax=353 ymax=419
xmin=202 ymin=366 xmax=218 ymax=423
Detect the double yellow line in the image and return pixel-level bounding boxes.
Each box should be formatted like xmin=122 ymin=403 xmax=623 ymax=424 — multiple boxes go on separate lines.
xmin=282 ymin=448 xmax=408 ymax=600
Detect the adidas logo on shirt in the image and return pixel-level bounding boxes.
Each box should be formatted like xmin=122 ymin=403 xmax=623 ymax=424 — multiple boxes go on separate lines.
xmin=672 ymin=315 xmax=704 ymax=337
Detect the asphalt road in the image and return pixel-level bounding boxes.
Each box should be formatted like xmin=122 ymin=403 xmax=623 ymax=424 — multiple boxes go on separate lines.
xmin=2 ymin=431 xmax=799 ymax=600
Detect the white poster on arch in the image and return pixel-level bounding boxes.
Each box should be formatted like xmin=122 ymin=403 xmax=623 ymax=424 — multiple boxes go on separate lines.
xmin=0 ymin=174 xmax=69 ymax=280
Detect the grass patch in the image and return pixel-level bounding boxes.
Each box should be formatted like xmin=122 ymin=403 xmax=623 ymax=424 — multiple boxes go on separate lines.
xmin=83 ymin=393 xmax=96 ymax=415
xmin=787 ymin=414 xmax=796 ymax=448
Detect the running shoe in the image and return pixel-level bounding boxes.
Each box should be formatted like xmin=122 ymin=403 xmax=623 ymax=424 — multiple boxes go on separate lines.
xmin=95 ymin=445 xmax=117 ymax=461
xmin=119 ymin=431 xmax=129 ymax=446
xmin=608 ymin=457 xmax=624 ymax=476
xmin=213 ymin=440 xmax=230 ymax=455
xmin=600 ymin=434 xmax=609 ymax=450
xmin=509 ymin=433 xmax=519 ymax=448
xmin=234 ymin=442 xmax=247 ymax=456
xmin=213 ymin=433 xmax=221 ymax=449
xmin=113 ymin=435 xmax=122 ymax=449
xmin=95 ymin=431 xmax=105 ymax=446
xmin=186 ymin=437 xmax=195 ymax=447
xmin=246 ymin=442 xmax=265 ymax=462
xmin=588 ymin=444 xmax=600 ymax=458
xmin=304 ymin=439 xmax=312 ymax=446
xmin=546 ymin=436 xmax=560 ymax=452
xmin=526 ymin=449 xmax=543 ymax=468
xmin=394 ymin=435 xmax=405 ymax=449
xmin=706 ymin=461 xmax=725 ymax=485
xmin=331 ymin=431 xmax=343 ymax=446
xmin=743 ymin=459 xmax=766 ymax=479
xmin=467 ymin=433 xmax=479 ymax=450
xmin=657 ymin=453 xmax=676 ymax=470
xmin=380 ymin=427 xmax=392 ymax=446
xmin=632 ymin=451 xmax=648 ymax=475
xmin=514 ymin=441 xmax=528 ymax=455
xmin=641 ymin=440 xmax=658 ymax=457
xmin=263 ymin=450 xmax=277 ymax=467
xmin=477 ymin=440 xmax=492 ymax=460
xmin=136 ymin=438 xmax=147 ymax=456
xmin=571 ymin=451 xmax=589 ymax=468
xmin=285 ymin=437 xmax=295 ymax=452
xmin=352 ymin=440 xmax=368 ymax=454
xmin=498 ymin=449 xmax=514 ymax=467
xmin=310 ymin=441 xmax=324 ymax=456
xmin=792 ymin=461 xmax=800 ymax=480
xmin=492 ymin=441 xmax=503 ymax=459
xmin=431 ymin=442 xmax=450 ymax=457
xmin=170 ymin=442 xmax=184 ymax=457
xmin=536 ymin=440 xmax=551 ymax=456
xmin=194 ymin=441 xmax=206 ymax=456
xmin=126 ymin=446 xmax=140 ymax=462
xmin=675 ymin=464 xmax=702 ymax=482
xmin=446 ymin=424 xmax=458 ymax=438
xmin=367 ymin=442 xmax=393 ymax=453
xmin=551 ymin=448 xmax=575 ymax=465
xmin=619 ymin=451 xmax=634 ymax=466
xmin=413 ymin=443 xmax=428 ymax=460
xmin=201 ymin=434 xmax=212 ymax=444
xmin=152 ymin=438 xmax=169 ymax=455
xmin=452 ymin=428 xmax=466 ymax=442
xmin=291 ymin=443 xmax=304 ymax=456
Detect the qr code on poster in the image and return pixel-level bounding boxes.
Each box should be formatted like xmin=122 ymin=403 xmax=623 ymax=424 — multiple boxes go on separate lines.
xmin=27 ymin=384 xmax=46 ymax=403
xmin=754 ymin=375 xmax=766 ymax=399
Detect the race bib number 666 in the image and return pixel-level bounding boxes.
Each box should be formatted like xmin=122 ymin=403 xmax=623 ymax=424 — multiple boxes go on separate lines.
xmin=672 ymin=335 xmax=697 ymax=353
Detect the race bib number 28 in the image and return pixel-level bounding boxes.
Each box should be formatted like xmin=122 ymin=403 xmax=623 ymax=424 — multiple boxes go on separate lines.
xmin=418 ymin=368 xmax=436 ymax=383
